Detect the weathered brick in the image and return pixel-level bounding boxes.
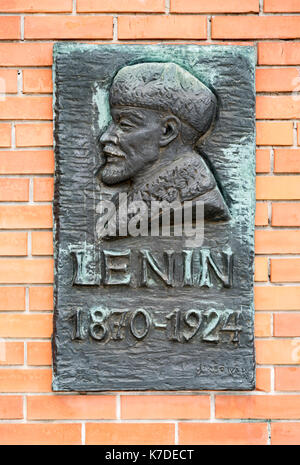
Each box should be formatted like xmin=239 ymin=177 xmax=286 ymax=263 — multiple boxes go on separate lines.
xmin=0 ymin=96 xmax=52 ymax=120
xmin=23 ymin=69 xmax=52 ymax=94
xmin=256 ymin=149 xmax=270 ymax=173
xmin=256 ymin=122 xmax=293 ymax=146
xmin=0 ymin=232 xmax=27 ymax=256
xmin=0 ymin=0 xmax=72 ymax=12
xmin=27 ymin=395 xmax=116 ymax=420
xmin=216 ymin=395 xmax=300 ymax=419
xmin=0 ymin=369 xmax=52 ymax=392
xmin=0 ymin=178 xmax=29 ymax=201
xmin=27 ymin=341 xmax=51 ymax=365
xmin=0 ymin=423 xmax=81 ymax=445
xmin=264 ymin=0 xmax=300 ymax=12
xmin=15 ymin=123 xmax=53 ymax=147
xmin=255 ymin=286 xmax=300 ymax=311
xmin=31 ymin=231 xmax=53 ymax=256
xmin=272 ymin=203 xmax=300 ymax=226
xmin=0 ymin=69 xmax=18 ymax=93
xmin=77 ymin=0 xmax=165 ymax=12
xmin=255 ymin=230 xmax=300 ymax=254
xmin=121 ymin=395 xmax=210 ymax=420
xmin=171 ymin=0 xmax=259 ymax=13
xmin=0 ymin=259 xmax=53 ymax=284
xmin=258 ymin=42 xmax=300 ymax=65
xmin=0 ymin=151 xmax=54 ymax=174
xmin=86 ymin=423 xmax=174 ymax=445
xmin=29 ymin=286 xmax=53 ymax=311
xmin=0 ymin=205 xmax=52 ymax=229
xmin=256 ymin=68 xmax=300 ymax=92
xmin=255 ymin=312 xmax=272 ymax=337
xmin=274 ymin=149 xmax=300 ymax=173
xmin=271 ymin=258 xmax=300 ymax=282
xmin=0 ymin=123 xmax=11 ymax=147
xmin=256 ymin=367 xmax=271 ymax=392
xmin=0 ymin=342 xmax=24 ymax=365
xmin=254 ymin=257 xmax=269 ymax=282
xmin=256 ymin=339 xmax=300 ymax=364
xmin=24 ymin=15 xmax=113 ymax=39
xmin=33 ymin=178 xmax=54 ymax=202
xmin=275 ymin=367 xmax=300 ymax=391
xmin=118 ymin=15 xmax=207 ymax=39
xmin=0 ymin=287 xmax=25 ymax=311
xmin=256 ymin=96 xmax=300 ymax=119
xmin=255 ymin=203 xmax=269 ymax=226
xmin=0 ymin=314 xmax=52 ymax=338
xmin=179 ymin=423 xmax=268 ymax=445
xmin=272 ymin=423 xmax=300 ymax=445
xmin=0 ymin=17 xmax=20 ymax=39
xmin=212 ymin=16 xmax=300 ymax=39
xmin=0 ymin=43 xmax=53 ymax=67
xmin=274 ymin=313 xmax=300 ymax=337
xmin=257 ymin=177 xmax=300 ymax=200
xmin=0 ymin=396 xmax=23 ymax=419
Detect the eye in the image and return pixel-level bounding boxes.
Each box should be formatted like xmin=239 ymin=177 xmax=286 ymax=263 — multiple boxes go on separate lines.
xmin=118 ymin=118 xmax=135 ymax=130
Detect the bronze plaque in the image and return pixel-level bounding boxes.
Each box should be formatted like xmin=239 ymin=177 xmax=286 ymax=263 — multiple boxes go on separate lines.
xmin=52 ymin=44 xmax=256 ymax=391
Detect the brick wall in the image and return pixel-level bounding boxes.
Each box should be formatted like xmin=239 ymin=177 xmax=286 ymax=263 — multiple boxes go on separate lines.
xmin=0 ymin=0 xmax=300 ymax=446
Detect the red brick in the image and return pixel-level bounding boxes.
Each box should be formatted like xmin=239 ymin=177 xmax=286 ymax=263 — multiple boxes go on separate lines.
xmin=0 ymin=342 xmax=24 ymax=365
xmin=0 ymin=0 xmax=72 ymax=12
xmin=275 ymin=367 xmax=300 ymax=391
xmin=216 ymin=395 xmax=300 ymax=419
xmin=0 ymin=17 xmax=20 ymax=39
xmin=256 ymin=367 xmax=271 ymax=392
xmin=256 ymin=122 xmax=293 ymax=146
xmin=0 ymin=96 xmax=52 ymax=120
xmin=272 ymin=423 xmax=300 ymax=445
xmin=256 ymin=149 xmax=270 ymax=173
xmin=25 ymin=15 xmax=113 ymax=40
xmin=0 ymin=232 xmax=27 ymax=256
xmin=0 ymin=423 xmax=81 ymax=445
xmin=272 ymin=203 xmax=300 ymax=226
xmin=0 ymin=259 xmax=53 ymax=284
xmin=0 ymin=151 xmax=54 ymax=174
xmin=256 ymin=68 xmax=300 ymax=92
xmin=29 ymin=286 xmax=53 ymax=311
xmin=257 ymin=176 xmax=300 ymax=200
xmin=28 ymin=395 xmax=116 ymax=420
xmin=23 ymin=69 xmax=52 ymax=94
xmin=255 ymin=203 xmax=269 ymax=226
xmin=255 ymin=312 xmax=272 ymax=337
xmin=212 ymin=16 xmax=300 ymax=39
xmin=0 ymin=287 xmax=25 ymax=311
xmin=259 ymin=42 xmax=300 ymax=65
xmin=271 ymin=258 xmax=300 ymax=282
xmin=179 ymin=423 xmax=267 ymax=445
xmin=255 ymin=286 xmax=300 ymax=311
xmin=0 ymin=43 xmax=53 ymax=67
xmin=15 ymin=123 xmax=53 ymax=147
xmin=0 ymin=369 xmax=52 ymax=392
xmin=298 ymin=123 xmax=300 ymax=145
xmin=77 ymin=0 xmax=165 ymax=12
xmin=0 ymin=205 xmax=52 ymax=229
xmin=257 ymin=96 xmax=300 ymax=120
xmin=256 ymin=339 xmax=300 ymax=364
xmin=264 ymin=0 xmax=300 ymax=12
xmin=0 ymin=396 xmax=23 ymax=419
xmin=32 ymin=231 xmax=53 ymax=256
xmin=118 ymin=15 xmax=207 ymax=39
xmin=0 ymin=314 xmax=52 ymax=338
xmin=0 ymin=178 xmax=29 ymax=201
xmin=171 ymin=0 xmax=259 ymax=13
xmin=274 ymin=149 xmax=300 ymax=173
xmin=33 ymin=178 xmax=54 ymax=201
xmin=274 ymin=313 xmax=300 ymax=337
xmin=86 ymin=423 xmax=174 ymax=445
xmin=0 ymin=69 xmax=18 ymax=93
xmin=121 ymin=395 xmax=210 ymax=420
xmin=27 ymin=341 xmax=51 ymax=365
xmin=254 ymin=257 xmax=268 ymax=282
xmin=0 ymin=123 xmax=11 ymax=147
xmin=255 ymin=230 xmax=300 ymax=254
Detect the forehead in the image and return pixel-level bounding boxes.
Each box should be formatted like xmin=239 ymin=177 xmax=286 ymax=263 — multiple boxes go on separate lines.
xmin=111 ymin=106 xmax=162 ymax=122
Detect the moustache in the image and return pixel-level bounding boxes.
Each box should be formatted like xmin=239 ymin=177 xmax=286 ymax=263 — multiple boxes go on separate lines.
xmin=102 ymin=144 xmax=126 ymax=159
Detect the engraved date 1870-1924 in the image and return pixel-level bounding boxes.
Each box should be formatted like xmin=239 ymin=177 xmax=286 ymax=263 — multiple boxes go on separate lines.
xmin=70 ymin=307 xmax=242 ymax=344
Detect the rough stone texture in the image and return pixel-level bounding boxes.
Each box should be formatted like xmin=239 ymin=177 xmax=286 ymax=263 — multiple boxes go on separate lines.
xmin=52 ymin=44 xmax=256 ymax=391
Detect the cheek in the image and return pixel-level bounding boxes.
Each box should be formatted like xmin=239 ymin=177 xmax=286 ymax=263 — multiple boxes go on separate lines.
xmin=119 ymin=128 xmax=160 ymax=155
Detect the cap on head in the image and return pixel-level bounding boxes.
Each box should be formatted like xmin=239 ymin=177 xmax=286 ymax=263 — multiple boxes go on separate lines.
xmin=110 ymin=62 xmax=217 ymax=138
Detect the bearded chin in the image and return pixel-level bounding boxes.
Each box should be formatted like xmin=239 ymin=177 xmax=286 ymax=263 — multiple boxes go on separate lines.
xmin=100 ymin=162 xmax=134 ymax=185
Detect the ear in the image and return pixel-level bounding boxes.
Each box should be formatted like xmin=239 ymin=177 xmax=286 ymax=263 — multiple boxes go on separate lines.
xmin=159 ymin=115 xmax=180 ymax=147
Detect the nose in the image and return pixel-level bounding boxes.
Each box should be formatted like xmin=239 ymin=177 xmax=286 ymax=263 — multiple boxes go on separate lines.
xmin=100 ymin=122 xmax=118 ymax=145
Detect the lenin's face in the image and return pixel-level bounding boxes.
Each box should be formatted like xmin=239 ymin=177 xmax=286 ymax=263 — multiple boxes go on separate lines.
xmin=99 ymin=106 xmax=163 ymax=185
